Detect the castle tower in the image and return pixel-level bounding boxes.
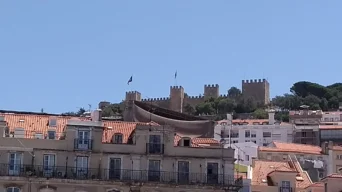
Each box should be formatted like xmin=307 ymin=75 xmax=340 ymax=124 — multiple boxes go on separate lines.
xmin=242 ymin=79 xmax=270 ymax=105
xmin=169 ymin=86 xmax=184 ymax=113
xmin=125 ymin=91 xmax=142 ymax=101
xmin=204 ymin=84 xmax=219 ymax=99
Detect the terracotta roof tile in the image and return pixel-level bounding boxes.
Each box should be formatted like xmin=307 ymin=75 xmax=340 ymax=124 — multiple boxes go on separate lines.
xmin=252 ymin=160 xmax=312 ymax=189
xmin=1 ymin=113 xmax=217 ymax=148
xmin=319 ymin=125 xmax=342 ymax=129
xmin=332 ymin=146 xmax=342 ymax=151
xmin=323 ymin=173 xmax=342 ymax=179
xmin=259 ymin=141 xmax=322 ymax=155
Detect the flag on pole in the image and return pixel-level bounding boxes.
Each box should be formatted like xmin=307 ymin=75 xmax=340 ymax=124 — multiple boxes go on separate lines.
xmin=174 ymin=71 xmax=177 ymax=79
xmin=127 ymin=75 xmax=133 ymax=85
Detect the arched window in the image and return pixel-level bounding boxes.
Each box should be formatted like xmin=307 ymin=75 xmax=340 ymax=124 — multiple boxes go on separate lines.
xmin=7 ymin=187 xmax=20 ymax=192
xmin=112 ymin=133 xmax=123 ymax=144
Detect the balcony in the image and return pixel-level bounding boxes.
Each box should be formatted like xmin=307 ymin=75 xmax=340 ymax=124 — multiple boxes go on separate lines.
xmin=74 ymin=138 xmax=93 ymax=150
xmin=0 ymin=164 xmax=243 ymax=190
xmin=279 ymin=187 xmax=293 ymax=192
xmin=146 ymin=143 xmax=164 ymax=154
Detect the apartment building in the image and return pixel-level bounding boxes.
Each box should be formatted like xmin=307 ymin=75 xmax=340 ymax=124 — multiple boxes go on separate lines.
xmin=258 ymin=141 xmax=328 ymax=182
xmin=327 ymin=144 xmax=342 ymax=174
xmin=321 ymin=111 xmax=342 ymax=122
xmin=320 ymin=125 xmax=342 ymax=145
xmin=289 ymin=108 xmax=322 ymax=146
xmin=251 ymin=158 xmax=312 ymax=192
xmin=215 ymin=111 xmax=293 ymax=147
xmin=0 ymin=112 xmax=243 ymax=192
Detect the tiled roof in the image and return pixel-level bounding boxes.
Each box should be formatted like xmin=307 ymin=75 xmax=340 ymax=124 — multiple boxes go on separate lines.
xmin=304 ymin=182 xmax=324 ymax=192
xmin=217 ymin=119 xmax=289 ymax=125
xmin=332 ymin=145 xmax=342 ymax=151
xmin=319 ymin=125 xmax=342 ymax=129
xmin=252 ymin=160 xmax=312 ymax=188
xmin=323 ymin=173 xmax=342 ymax=179
xmin=259 ymin=141 xmax=322 ymax=155
xmin=0 ymin=113 xmax=217 ymax=147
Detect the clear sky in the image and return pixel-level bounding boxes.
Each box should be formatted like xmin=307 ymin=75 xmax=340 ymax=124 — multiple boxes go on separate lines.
xmin=1 ymin=1 xmax=341 ymax=114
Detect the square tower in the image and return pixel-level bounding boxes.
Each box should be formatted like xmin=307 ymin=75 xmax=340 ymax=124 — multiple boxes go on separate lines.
xmin=169 ymin=86 xmax=184 ymax=113
xmin=242 ymin=79 xmax=270 ymax=105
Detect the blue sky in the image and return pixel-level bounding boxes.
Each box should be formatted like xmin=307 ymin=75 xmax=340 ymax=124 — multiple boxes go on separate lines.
xmin=1 ymin=1 xmax=341 ymax=113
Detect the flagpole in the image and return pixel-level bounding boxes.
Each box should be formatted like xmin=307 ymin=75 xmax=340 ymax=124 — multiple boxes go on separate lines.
xmin=174 ymin=71 xmax=178 ymax=86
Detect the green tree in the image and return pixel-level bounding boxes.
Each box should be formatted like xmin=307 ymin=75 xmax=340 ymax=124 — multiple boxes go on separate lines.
xmin=252 ymin=108 xmax=268 ymax=119
xmin=184 ymin=103 xmax=195 ymax=115
xmin=102 ymin=104 xmax=122 ymax=117
xmin=195 ymin=102 xmax=215 ymax=115
xmin=228 ymin=87 xmax=242 ymax=98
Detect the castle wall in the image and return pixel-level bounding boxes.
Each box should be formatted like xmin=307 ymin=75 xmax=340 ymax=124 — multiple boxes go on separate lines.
xmin=184 ymin=96 xmax=205 ymax=108
xmin=141 ymin=97 xmax=170 ymax=109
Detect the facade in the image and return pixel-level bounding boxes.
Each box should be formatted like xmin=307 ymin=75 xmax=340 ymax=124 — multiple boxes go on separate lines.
xmin=215 ymin=111 xmax=293 ymax=147
xmin=289 ymin=109 xmax=322 ymax=146
xmin=0 ymin=113 xmax=243 ymax=192
xmin=251 ymin=159 xmax=312 ymax=192
xmin=304 ymin=174 xmax=342 ymax=192
xmin=321 ymin=111 xmax=342 ymax=122
xmin=327 ymin=144 xmax=342 ymax=174
xmin=319 ymin=125 xmax=342 ymax=145
xmin=258 ymin=141 xmax=328 ymax=182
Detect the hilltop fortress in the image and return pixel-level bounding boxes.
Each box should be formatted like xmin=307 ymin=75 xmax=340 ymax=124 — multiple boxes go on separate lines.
xmin=99 ymin=79 xmax=270 ymax=113
xmin=127 ymin=79 xmax=269 ymax=112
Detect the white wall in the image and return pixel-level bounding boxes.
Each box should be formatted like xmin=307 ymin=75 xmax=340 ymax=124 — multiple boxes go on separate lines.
xmin=216 ymin=123 xmax=293 ymax=147
xmin=225 ymin=142 xmax=258 ymax=166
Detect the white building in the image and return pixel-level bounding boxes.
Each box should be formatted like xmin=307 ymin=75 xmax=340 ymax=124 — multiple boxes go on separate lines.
xmin=227 ymin=142 xmax=258 ymax=166
xmin=321 ymin=111 xmax=342 ymax=122
xmin=215 ymin=111 xmax=293 ymax=147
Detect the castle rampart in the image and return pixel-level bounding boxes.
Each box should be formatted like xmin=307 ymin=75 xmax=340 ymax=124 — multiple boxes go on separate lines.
xmin=123 ymin=79 xmax=269 ymax=113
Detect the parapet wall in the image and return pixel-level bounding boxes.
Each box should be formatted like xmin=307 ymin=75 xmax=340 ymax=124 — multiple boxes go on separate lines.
xmin=141 ymin=97 xmax=170 ymax=102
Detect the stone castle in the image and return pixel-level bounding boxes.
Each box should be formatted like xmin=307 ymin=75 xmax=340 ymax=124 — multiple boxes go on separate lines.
xmin=99 ymin=79 xmax=270 ymax=113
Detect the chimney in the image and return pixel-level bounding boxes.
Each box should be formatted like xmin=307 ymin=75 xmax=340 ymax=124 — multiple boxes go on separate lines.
xmin=328 ymin=141 xmax=333 ymax=149
xmin=91 ymin=109 xmax=102 ymax=122
xmin=321 ymin=142 xmax=329 ymax=154
xmin=268 ymin=109 xmax=275 ymax=124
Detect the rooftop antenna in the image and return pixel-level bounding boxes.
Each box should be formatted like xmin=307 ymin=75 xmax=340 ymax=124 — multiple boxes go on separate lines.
xmin=88 ymin=104 xmax=92 ymax=112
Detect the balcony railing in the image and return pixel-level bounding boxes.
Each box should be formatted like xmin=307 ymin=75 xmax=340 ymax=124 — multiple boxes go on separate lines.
xmin=74 ymin=138 xmax=93 ymax=150
xmin=279 ymin=187 xmax=293 ymax=192
xmin=0 ymin=164 xmax=243 ymax=189
xmin=146 ymin=143 xmax=164 ymax=154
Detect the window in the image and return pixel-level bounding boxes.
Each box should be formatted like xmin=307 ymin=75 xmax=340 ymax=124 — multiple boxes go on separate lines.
xmin=43 ymin=154 xmax=55 ymax=177
xmin=301 ymin=132 xmax=307 ymax=137
xmin=281 ymin=181 xmax=291 ymax=192
xmin=49 ymin=118 xmax=57 ymax=127
xmin=245 ymin=130 xmax=250 ymax=138
xmin=7 ymin=187 xmax=20 ymax=192
xmin=76 ymin=156 xmax=89 ymax=179
xmin=337 ymin=155 xmax=342 ymax=160
xmin=48 ymin=130 xmax=56 ymax=139
xmin=113 ymin=134 xmax=123 ymax=144
xmin=245 ymin=140 xmax=250 ymax=142
xmin=251 ymin=131 xmax=256 ymax=138
xmin=245 ymin=155 xmax=250 ymax=161
xmin=233 ymin=140 xmax=238 ymax=143
xmin=148 ymin=160 xmax=161 ymax=181
xmin=263 ymin=132 xmax=271 ymax=138
xmin=109 ymin=158 xmax=121 ymax=179
xmin=178 ymin=161 xmax=189 ymax=183
xmin=282 ymin=155 xmax=287 ymax=160
xmin=35 ymin=133 xmax=43 ymax=139
xmin=207 ymin=162 xmax=219 ymax=184
xmin=183 ymin=138 xmax=190 ymax=147
xmin=148 ymin=135 xmax=163 ymax=154
xmin=252 ymin=140 xmax=257 ymax=144
xmin=14 ymin=128 xmax=25 ymax=138
xmin=318 ymin=171 xmax=324 ymax=178
xmin=231 ymin=130 xmax=239 ymax=138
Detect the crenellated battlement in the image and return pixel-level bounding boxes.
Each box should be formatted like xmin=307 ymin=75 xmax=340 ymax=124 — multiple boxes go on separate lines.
xmin=141 ymin=97 xmax=170 ymax=101
xmin=170 ymin=85 xmax=183 ymax=90
xmin=219 ymin=94 xmax=228 ymax=98
xmin=242 ymin=79 xmax=267 ymax=84
xmin=186 ymin=95 xmax=204 ymax=99
xmin=204 ymin=84 xmax=219 ymax=88
xmin=126 ymin=91 xmax=141 ymax=94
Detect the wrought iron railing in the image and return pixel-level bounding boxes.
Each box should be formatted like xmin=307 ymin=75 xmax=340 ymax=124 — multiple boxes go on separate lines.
xmin=0 ymin=164 xmax=243 ymax=188
xmin=279 ymin=187 xmax=293 ymax=192
xmin=74 ymin=138 xmax=93 ymax=150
